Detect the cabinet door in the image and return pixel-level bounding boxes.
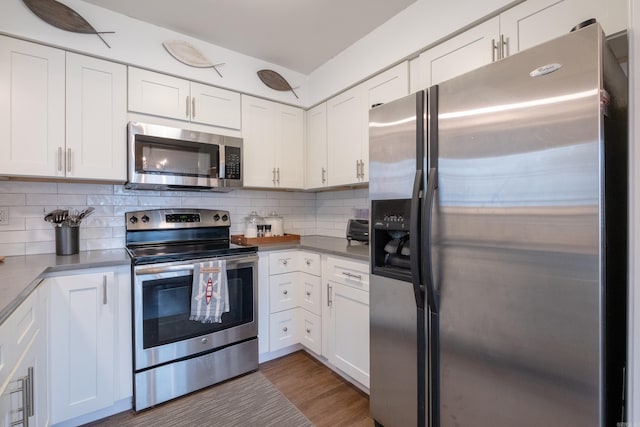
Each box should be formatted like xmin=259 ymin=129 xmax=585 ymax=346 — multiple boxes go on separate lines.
xmin=361 ymin=62 xmax=409 ymax=182
xmin=190 ymin=82 xmax=241 ymax=129
xmin=66 ymin=53 xmax=127 ymax=180
xmin=48 ymin=271 xmax=116 ymax=424
xmin=128 ymin=67 xmax=190 ymax=120
xmin=327 ymin=86 xmax=363 ymax=186
xmin=306 ymin=103 xmax=328 ymax=189
xmin=327 ymin=282 xmax=370 ymax=388
xmin=500 ymin=0 xmax=594 ymax=57
xmin=241 ymin=95 xmax=277 ymax=187
xmin=417 ymin=17 xmax=499 ymax=87
xmin=275 ymin=104 xmax=304 ymax=188
xmin=0 ymin=36 xmax=65 ymax=177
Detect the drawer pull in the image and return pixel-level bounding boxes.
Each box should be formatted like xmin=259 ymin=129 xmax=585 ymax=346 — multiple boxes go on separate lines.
xmin=281 ymin=259 xmax=288 ymax=266
xmin=283 ymin=326 xmax=288 ymax=332
xmin=306 ymin=328 xmax=311 ymax=334
xmin=283 ymin=290 xmax=288 ymax=295
xmin=306 ymin=291 xmax=311 ymax=297
xmin=327 ymin=283 xmax=332 ymax=307
xmin=342 ymin=271 xmax=362 ymax=280
xmin=306 ymin=258 xmax=312 ymax=266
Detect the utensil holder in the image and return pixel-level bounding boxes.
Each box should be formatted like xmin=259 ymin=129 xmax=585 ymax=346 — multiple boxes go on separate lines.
xmin=55 ymin=225 xmax=79 ymax=255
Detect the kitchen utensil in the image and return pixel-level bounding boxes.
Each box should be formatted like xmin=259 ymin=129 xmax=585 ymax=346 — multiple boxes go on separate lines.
xmin=22 ymin=0 xmax=115 ymax=48
xmin=77 ymin=207 xmax=95 ymax=221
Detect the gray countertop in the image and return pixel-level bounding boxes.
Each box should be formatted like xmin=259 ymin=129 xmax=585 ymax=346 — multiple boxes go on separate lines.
xmin=0 ymin=249 xmax=131 ymax=325
xmin=255 ymin=235 xmax=370 ymax=261
xmin=0 ymin=236 xmax=368 ymax=326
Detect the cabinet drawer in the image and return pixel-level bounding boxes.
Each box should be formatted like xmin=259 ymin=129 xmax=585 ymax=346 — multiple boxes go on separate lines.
xmin=269 ymin=309 xmax=298 ymax=352
xmin=299 ymin=309 xmax=321 ymax=355
xmin=269 ymin=251 xmax=298 ymax=275
xmin=269 ymin=272 xmax=297 ymax=313
xmin=326 ymin=256 xmax=369 ymax=291
xmin=299 ymin=273 xmax=322 ymax=316
xmin=298 ymin=252 xmax=321 ymax=276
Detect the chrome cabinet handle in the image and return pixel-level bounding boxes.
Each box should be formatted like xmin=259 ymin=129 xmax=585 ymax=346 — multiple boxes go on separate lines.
xmin=280 ymin=258 xmax=289 ymax=266
xmin=342 ymin=271 xmax=362 ymax=280
xmin=283 ymin=289 xmax=288 ymax=295
xmin=272 ymin=168 xmax=277 ymax=184
xmin=26 ymin=367 xmax=34 ymax=418
xmin=306 ymin=258 xmax=312 ymax=266
xmin=360 ymin=160 xmax=365 ymax=179
xmin=102 ymin=275 xmax=107 ymax=305
xmin=283 ymin=326 xmax=288 ymax=332
xmin=306 ymin=291 xmax=311 ymax=297
xmin=67 ymin=148 xmax=72 ymax=173
xmin=327 ymin=283 xmax=333 ymax=307
xmin=276 ymin=168 xmax=280 ymax=184
xmin=356 ymin=160 xmax=360 ymax=178
xmin=58 ymin=147 xmax=63 ymax=172
xmin=321 ymin=167 xmax=326 ymax=183
xmin=500 ymin=34 xmax=507 ymax=59
xmin=306 ymin=328 xmax=311 ymax=333
xmin=192 ymin=96 xmax=196 ymax=118
xmin=492 ymin=38 xmax=498 ymax=62
xmin=186 ymin=96 xmax=190 ymax=117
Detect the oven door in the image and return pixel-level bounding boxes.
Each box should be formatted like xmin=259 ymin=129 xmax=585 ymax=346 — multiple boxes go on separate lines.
xmin=133 ymin=253 xmax=258 ymax=371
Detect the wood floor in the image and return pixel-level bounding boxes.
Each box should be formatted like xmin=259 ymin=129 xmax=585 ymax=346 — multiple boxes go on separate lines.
xmin=260 ymin=351 xmax=374 ymax=427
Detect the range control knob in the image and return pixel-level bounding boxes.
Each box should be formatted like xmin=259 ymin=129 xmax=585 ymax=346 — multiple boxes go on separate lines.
xmin=213 ymin=213 xmax=221 ymax=221
xmin=129 ymin=216 xmax=138 ymax=224
xmin=221 ymin=214 xmax=229 ymax=222
xmin=141 ymin=215 xmax=150 ymax=223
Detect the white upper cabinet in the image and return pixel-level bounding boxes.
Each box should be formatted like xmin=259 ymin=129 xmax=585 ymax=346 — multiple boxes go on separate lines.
xmin=327 ymin=85 xmax=364 ymax=187
xmin=241 ymin=95 xmax=304 ymax=189
xmin=66 ymin=53 xmax=127 ymax=180
xmin=0 ymin=36 xmax=65 ymax=177
xmin=128 ymin=67 xmax=241 ymax=129
xmin=0 ymin=36 xmax=127 ymax=180
xmin=411 ymin=0 xmax=628 ymax=90
xmin=306 ymin=102 xmax=328 ymax=189
xmin=327 ymin=62 xmax=408 ymax=187
xmin=413 ymin=17 xmax=500 ymax=89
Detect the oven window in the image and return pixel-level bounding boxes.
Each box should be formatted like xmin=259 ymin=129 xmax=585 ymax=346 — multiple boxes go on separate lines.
xmin=141 ymin=266 xmax=253 ymax=349
xmin=134 ymin=136 xmax=219 ymax=178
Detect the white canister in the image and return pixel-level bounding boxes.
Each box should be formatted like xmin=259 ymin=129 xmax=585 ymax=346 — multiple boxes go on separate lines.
xmin=265 ymin=211 xmax=284 ymax=236
xmin=244 ymin=211 xmax=264 ymax=238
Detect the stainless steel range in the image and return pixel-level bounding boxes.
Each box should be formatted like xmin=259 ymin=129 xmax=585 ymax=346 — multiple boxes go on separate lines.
xmin=125 ymin=208 xmax=258 ymax=411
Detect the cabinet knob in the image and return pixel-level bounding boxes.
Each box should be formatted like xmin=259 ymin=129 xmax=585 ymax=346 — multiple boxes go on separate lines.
xmin=283 ymin=326 xmax=288 ymax=332
xmin=201 ymin=337 xmax=208 ymax=344
xmin=282 ymin=259 xmax=288 ymax=266
xmin=306 ymin=328 xmax=311 ymax=334
xmin=306 ymin=259 xmax=312 ymax=266
xmin=306 ymin=291 xmax=311 ymax=297
xmin=283 ymin=290 xmax=288 ymax=295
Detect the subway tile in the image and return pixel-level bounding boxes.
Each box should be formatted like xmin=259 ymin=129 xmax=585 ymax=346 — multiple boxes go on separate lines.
xmin=87 ymin=195 xmax=139 ymax=206
xmin=81 ymin=227 xmax=113 ymax=239
xmin=26 ymin=194 xmax=87 ymax=206
xmin=0 ymin=193 xmax=26 ymax=206
xmin=0 ymin=243 xmax=25 ymax=256
xmin=25 ymin=241 xmax=55 ymax=255
xmin=58 ymin=183 xmax=114 ymax=195
xmin=85 ymin=237 xmax=125 ymax=251
xmin=0 ymin=216 xmax=26 ymax=231
xmin=0 ymin=182 xmax=57 ymax=194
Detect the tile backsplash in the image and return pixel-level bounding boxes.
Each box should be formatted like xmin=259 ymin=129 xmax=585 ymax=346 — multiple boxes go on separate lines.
xmin=0 ymin=181 xmax=368 ymax=256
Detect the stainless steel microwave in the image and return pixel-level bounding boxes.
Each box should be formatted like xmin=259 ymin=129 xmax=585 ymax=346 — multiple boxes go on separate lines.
xmin=126 ymin=122 xmax=243 ymax=191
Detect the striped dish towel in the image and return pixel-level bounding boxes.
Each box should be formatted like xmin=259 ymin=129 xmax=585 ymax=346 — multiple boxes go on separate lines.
xmin=190 ymin=260 xmax=229 ymax=323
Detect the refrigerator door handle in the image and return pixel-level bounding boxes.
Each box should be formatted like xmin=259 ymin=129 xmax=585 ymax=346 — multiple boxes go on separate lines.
xmin=423 ymin=167 xmax=439 ymax=314
xmin=410 ymin=169 xmax=425 ymax=309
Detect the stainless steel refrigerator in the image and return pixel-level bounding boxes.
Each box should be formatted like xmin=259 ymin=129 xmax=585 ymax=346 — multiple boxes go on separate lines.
xmin=369 ymin=22 xmax=627 ymax=427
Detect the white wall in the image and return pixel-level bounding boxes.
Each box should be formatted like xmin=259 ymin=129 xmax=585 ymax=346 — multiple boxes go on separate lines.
xmin=0 ymin=182 xmax=368 ymax=256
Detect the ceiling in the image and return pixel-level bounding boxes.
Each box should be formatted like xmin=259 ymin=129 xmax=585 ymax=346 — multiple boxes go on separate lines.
xmin=80 ymin=0 xmax=418 ymax=75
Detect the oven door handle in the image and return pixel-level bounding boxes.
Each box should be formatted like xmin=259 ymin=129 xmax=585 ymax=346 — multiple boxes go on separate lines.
xmin=134 ymin=253 xmax=259 ymax=276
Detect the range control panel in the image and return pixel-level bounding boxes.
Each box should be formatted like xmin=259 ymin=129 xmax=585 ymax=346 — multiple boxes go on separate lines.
xmin=125 ymin=208 xmax=230 ymax=230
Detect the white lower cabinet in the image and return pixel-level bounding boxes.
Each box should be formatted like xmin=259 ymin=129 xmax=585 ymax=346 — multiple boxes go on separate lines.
xmin=45 ymin=266 xmax=132 ymax=425
xmin=0 ymin=290 xmax=46 ymax=427
xmin=323 ymin=256 xmax=370 ymax=388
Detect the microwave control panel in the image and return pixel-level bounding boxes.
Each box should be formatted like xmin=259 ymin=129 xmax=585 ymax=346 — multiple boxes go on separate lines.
xmin=224 ymin=146 xmax=241 ymax=180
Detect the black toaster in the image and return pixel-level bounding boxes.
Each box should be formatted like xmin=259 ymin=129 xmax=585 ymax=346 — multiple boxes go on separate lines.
xmin=346 ymin=219 xmax=369 ymax=244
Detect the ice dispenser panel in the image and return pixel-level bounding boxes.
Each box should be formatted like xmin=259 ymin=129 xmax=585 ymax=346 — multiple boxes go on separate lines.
xmin=371 ymin=199 xmax=412 ymax=282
